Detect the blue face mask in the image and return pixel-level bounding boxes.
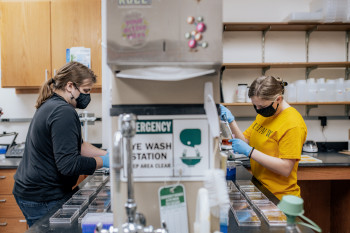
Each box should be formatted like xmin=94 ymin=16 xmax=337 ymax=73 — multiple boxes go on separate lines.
xmin=72 ymin=84 xmax=91 ymax=109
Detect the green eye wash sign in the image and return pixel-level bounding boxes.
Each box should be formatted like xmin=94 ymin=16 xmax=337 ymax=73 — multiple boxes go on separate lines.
xmin=122 ymin=115 xmax=213 ymax=182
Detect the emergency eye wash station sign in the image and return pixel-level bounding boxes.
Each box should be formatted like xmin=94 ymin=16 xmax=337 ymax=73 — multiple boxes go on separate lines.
xmin=122 ymin=115 xmax=213 ymax=182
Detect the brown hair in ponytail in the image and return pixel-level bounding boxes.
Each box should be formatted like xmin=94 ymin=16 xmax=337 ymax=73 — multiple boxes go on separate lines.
xmin=248 ymin=76 xmax=287 ymax=101
xmin=35 ymin=61 xmax=97 ymax=109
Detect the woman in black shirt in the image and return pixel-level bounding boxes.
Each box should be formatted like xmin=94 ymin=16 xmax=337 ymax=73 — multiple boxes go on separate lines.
xmin=13 ymin=62 xmax=109 ymax=227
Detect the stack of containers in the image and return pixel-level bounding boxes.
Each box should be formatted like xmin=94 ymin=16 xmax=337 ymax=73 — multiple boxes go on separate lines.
xmin=228 ymin=180 xmax=261 ymax=227
xmin=49 ymin=174 xmax=111 ymax=225
xmin=255 ymin=202 xmax=287 ymax=226
xmin=310 ymin=0 xmax=349 ymax=23
xmin=49 ymin=208 xmax=80 ymax=224
xmin=62 ymin=198 xmax=89 ymax=213
xmin=285 ymin=77 xmax=350 ymax=103
xmin=235 ymin=180 xmax=287 ymax=227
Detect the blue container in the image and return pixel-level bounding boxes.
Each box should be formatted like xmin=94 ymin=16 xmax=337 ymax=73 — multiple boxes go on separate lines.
xmin=226 ymin=161 xmax=236 ymax=181
xmin=220 ymin=224 xmax=228 ymax=233
xmin=82 ymin=223 xmax=113 ymax=233
xmin=0 ymin=145 xmax=7 ymax=154
xmin=81 ymin=213 xmax=113 ymax=233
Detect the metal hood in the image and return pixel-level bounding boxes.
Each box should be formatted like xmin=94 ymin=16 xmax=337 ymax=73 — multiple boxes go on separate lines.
xmin=106 ymin=0 xmax=223 ymax=75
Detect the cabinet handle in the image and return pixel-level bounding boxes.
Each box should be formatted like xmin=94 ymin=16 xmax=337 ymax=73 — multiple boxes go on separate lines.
xmin=0 ymin=222 xmax=7 ymax=226
xmin=0 ymin=199 xmax=6 ymax=203
xmin=19 ymin=219 xmax=26 ymax=223
xmin=54 ymin=69 xmax=57 ymax=76
xmin=45 ymin=69 xmax=48 ymax=81
xmin=0 ymin=176 xmax=6 ymax=179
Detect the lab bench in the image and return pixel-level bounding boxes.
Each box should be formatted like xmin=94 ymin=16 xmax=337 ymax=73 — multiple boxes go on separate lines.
xmin=242 ymin=151 xmax=350 ymax=233
xmin=2 ymin=152 xmax=348 ymax=233
xmin=22 ymin=165 xmax=314 ymax=233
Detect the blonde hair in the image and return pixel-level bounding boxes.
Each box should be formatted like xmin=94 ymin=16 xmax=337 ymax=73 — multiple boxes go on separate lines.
xmin=248 ymin=76 xmax=287 ymax=101
xmin=35 ymin=62 xmax=97 ymax=109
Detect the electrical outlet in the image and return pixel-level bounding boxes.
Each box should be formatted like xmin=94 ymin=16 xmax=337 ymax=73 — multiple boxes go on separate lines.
xmin=318 ymin=116 xmax=327 ymax=127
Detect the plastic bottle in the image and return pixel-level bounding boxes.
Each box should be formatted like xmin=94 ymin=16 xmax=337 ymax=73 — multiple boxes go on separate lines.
xmin=285 ymin=222 xmax=302 ymax=233
xmin=306 ymin=78 xmax=317 ymax=102
xmin=335 ymin=78 xmax=345 ymax=102
xmin=285 ymin=83 xmax=297 ymax=102
xmin=219 ymin=206 xmax=229 ymax=233
xmin=236 ymin=84 xmax=247 ymax=103
xmin=325 ymin=79 xmax=336 ymax=102
xmin=246 ymin=86 xmax=252 ymax=103
xmin=317 ymin=78 xmax=327 ymax=102
xmin=345 ymin=80 xmax=350 ymax=101
xmin=295 ymin=80 xmax=307 ymax=102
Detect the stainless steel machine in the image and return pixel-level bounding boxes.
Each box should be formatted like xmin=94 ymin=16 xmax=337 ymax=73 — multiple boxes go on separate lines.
xmin=104 ymin=0 xmax=223 ymax=232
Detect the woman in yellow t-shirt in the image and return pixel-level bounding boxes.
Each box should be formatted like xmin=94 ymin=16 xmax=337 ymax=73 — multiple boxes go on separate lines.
xmin=221 ymin=76 xmax=307 ymax=200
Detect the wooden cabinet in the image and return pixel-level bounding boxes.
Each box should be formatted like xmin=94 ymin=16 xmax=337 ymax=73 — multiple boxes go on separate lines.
xmin=0 ymin=169 xmax=28 ymax=233
xmin=1 ymin=0 xmax=102 ymax=90
xmin=0 ymin=218 xmax=27 ymax=233
xmin=0 ymin=1 xmax=51 ymax=88
xmin=51 ymin=0 xmax=101 ymax=87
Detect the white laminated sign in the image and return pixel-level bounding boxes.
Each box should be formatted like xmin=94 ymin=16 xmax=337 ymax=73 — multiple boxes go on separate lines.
xmin=122 ymin=115 xmax=213 ymax=182
xmin=158 ymin=184 xmax=189 ymax=233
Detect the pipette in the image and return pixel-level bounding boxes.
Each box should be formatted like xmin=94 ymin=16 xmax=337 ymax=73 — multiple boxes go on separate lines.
xmin=222 ymin=114 xmax=235 ymax=139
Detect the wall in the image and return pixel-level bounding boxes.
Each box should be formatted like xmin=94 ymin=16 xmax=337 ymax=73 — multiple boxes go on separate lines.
xmin=222 ymin=0 xmax=350 ymax=142
xmin=0 ymin=87 xmax=103 ymax=144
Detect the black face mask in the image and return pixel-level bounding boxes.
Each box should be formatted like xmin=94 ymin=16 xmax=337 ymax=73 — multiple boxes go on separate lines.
xmin=72 ymin=84 xmax=91 ymax=109
xmin=254 ymin=102 xmax=279 ymax=117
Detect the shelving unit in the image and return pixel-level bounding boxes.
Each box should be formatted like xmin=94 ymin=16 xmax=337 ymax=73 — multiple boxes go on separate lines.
xmin=221 ymin=22 xmax=350 ymax=117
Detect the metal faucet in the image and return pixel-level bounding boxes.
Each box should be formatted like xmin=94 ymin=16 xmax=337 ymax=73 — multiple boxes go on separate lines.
xmin=97 ymin=113 xmax=168 ymax=233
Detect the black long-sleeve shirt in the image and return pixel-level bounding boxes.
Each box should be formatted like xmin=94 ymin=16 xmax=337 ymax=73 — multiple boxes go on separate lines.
xmin=13 ymin=93 xmax=96 ymax=201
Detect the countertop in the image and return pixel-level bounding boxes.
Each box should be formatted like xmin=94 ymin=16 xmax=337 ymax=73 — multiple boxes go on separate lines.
xmin=0 ymin=154 xmax=22 ymax=169
xmin=239 ymin=151 xmax=350 ymax=168
xmin=300 ymin=151 xmax=350 ymax=167
xmin=24 ymin=166 xmax=313 ymax=233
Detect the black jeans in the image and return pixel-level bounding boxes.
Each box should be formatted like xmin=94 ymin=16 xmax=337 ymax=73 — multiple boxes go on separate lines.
xmin=14 ymin=195 xmax=63 ymax=227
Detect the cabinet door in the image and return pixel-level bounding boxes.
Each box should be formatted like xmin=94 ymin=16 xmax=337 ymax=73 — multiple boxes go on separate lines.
xmin=0 ymin=218 xmax=27 ymax=233
xmin=1 ymin=1 xmax=51 ymax=88
xmin=0 ymin=169 xmax=16 ymax=194
xmin=0 ymin=195 xmax=25 ymax=218
xmin=51 ymin=0 xmax=102 ymax=87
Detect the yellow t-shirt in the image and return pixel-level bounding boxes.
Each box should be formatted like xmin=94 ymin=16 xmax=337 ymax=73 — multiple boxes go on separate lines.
xmin=243 ymin=107 xmax=307 ymax=200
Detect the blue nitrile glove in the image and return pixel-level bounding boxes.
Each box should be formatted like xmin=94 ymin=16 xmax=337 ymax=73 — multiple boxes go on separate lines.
xmin=101 ymin=152 xmax=110 ymax=168
xmin=229 ymin=139 xmax=252 ymax=157
xmin=220 ymin=104 xmax=235 ymax=123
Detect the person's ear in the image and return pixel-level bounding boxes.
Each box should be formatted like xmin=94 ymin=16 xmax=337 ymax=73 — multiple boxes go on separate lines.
xmin=277 ymin=95 xmax=283 ymax=103
xmin=66 ymin=81 xmax=74 ymax=92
